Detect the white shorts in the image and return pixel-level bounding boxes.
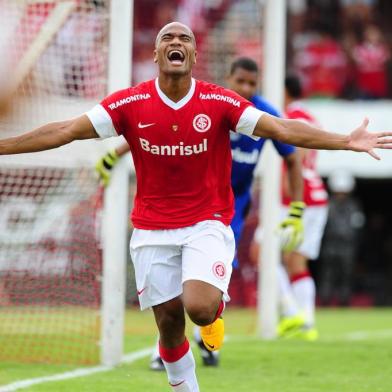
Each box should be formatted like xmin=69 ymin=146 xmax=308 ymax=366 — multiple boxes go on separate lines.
xmin=130 ymin=220 xmax=235 ymax=310
xmin=281 ymin=205 xmax=328 ymax=260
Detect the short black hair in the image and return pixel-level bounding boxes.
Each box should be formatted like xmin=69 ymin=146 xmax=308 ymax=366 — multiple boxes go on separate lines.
xmin=285 ymin=74 xmax=303 ymax=99
xmin=230 ymin=57 xmax=259 ymax=75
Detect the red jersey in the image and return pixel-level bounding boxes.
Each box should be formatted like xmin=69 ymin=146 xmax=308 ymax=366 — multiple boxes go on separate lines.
xmin=353 ymin=42 xmax=390 ymax=98
xmin=282 ymin=103 xmax=328 ymax=207
xmin=87 ymin=78 xmax=262 ymax=229
xmin=295 ymin=37 xmax=347 ymax=98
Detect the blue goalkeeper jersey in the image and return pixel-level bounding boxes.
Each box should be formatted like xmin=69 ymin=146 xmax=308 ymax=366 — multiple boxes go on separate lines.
xmin=230 ymin=95 xmax=295 ymax=266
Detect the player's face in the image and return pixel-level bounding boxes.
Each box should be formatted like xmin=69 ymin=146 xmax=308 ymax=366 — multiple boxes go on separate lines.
xmin=154 ymin=24 xmax=197 ymax=76
xmin=227 ymin=68 xmax=258 ymax=101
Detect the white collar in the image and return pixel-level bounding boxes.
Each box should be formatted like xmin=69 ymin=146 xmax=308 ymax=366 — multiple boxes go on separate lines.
xmin=155 ymin=77 xmax=196 ymax=110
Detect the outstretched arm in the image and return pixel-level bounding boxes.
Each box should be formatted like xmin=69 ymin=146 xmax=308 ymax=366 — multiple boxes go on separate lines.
xmin=253 ymin=114 xmax=392 ymax=160
xmin=0 ymin=115 xmax=98 ymax=155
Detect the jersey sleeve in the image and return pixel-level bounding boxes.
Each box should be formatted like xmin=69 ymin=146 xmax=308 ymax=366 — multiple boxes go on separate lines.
xmin=85 ymin=104 xmax=117 ymax=138
xmin=85 ymin=89 xmax=129 ymax=138
xmin=272 ymin=139 xmax=296 ymax=157
xmin=220 ymin=87 xmax=265 ymax=138
xmin=236 ymin=106 xmax=265 ymax=139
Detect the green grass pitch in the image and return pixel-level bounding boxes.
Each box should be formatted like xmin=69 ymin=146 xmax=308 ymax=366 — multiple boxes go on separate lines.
xmin=1 ymin=308 xmax=392 ymax=391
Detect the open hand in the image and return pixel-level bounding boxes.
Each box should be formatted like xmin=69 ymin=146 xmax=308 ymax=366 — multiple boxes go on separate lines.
xmin=348 ymin=118 xmax=392 ymax=160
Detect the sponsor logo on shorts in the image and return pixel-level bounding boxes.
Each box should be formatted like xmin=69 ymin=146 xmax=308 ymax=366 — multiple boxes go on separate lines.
xmin=212 ymin=262 xmax=226 ymax=280
xmin=193 ymin=114 xmax=211 ymax=133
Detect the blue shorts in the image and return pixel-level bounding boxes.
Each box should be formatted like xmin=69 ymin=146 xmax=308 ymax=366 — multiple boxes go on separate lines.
xmin=231 ymin=192 xmax=251 ymax=268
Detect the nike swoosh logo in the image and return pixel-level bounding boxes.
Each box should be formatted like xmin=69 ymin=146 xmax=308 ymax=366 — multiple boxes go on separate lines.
xmin=138 ymin=122 xmax=155 ymax=128
xmin=137 ymin=287 xmax=146 ymax=295
xmin=206 ymin=343 xmax=215 ymax=349
xmin=170 ymin=381 xmax=185 ymax=387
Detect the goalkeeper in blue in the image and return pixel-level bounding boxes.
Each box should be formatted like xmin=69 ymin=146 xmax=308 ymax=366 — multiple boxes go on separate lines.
xmin=96 ymin=57 xmax=305 ymax=369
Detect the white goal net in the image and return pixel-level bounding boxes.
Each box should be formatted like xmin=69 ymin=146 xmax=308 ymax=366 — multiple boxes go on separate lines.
xmin=0 ymin=0 xmax=130 ymax=365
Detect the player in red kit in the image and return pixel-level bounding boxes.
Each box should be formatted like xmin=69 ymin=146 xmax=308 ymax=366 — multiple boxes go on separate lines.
xmin=1 ymin=22 xmax=392 ymax=392
xmin=281 ymin=75 xmax=329 ymax=340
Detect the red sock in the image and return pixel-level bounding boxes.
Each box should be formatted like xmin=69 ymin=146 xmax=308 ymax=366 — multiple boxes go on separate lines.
xmin=213 ymin=300 xmax=225 ymax=322
xmin=159 ymin=338 xmax=190 ymax=363
xmin=290 ymin=271 xmax=311 ymax=283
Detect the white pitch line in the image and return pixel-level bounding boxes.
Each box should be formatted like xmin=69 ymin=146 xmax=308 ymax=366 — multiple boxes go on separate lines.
xmin=344 ymin=329 xmax=392 ymax=341
xmin=0 ymin=347 xmax=154 ymax=392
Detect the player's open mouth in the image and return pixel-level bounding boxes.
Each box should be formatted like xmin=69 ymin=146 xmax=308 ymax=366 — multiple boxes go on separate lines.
xmin=167 ymin=50 xmax=185 ymax=65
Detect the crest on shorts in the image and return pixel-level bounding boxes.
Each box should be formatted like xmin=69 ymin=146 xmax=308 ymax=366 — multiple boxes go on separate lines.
xmin=193 ymin=114 xmax=211 ymax=133
xmin=172 ymin=124 xmax=178 ymax=131
xmin=212 ymin=262 xmax=226 ymax=280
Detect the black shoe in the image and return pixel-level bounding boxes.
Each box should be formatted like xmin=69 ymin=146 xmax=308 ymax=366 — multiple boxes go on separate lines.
xmin=149 ymin=356 xmax=165 ymax=371
xmin=197 ymin=340 xmax=219 ymax=367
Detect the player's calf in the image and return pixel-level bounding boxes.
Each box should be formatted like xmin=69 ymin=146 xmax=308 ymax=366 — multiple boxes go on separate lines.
xmin=153 ymin=298 xmax=186 ymax=347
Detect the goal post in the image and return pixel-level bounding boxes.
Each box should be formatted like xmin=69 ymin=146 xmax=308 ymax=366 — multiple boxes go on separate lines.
xmin=257 ymin=0 xmax=287 ymax=339
xmin=101 ymin=0 xmax=133 ymax=367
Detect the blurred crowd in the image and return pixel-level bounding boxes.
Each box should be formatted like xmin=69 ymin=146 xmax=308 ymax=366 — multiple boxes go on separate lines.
xmin=20 ymin=0 xmax=392 ymax=100
xmin=288 ymin=0 xmax=392 ymax=99
xmin=133 ymin=0 xmax=392 ymax=99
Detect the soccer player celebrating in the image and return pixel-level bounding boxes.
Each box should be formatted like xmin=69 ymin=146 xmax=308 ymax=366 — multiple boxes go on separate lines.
xmin=96 ymin=57 xmax=305 ymax=369
xmin=281 ymin=75 xmax=329 ymax=340
xmin=1 ymin=22 xmax=392 ymax=392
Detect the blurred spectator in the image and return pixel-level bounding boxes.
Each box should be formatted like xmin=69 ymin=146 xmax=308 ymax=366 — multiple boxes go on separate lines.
xmin=341 ymin=0 xmax=375 ymax=29
xmin=132 ymin=1 xmax=177 ymax=84
xmin=319 ymin=170 xmax=365 ymax=306
xmin=349 ymin=24 xmax=390 ymax=99
xmin=288 ymin=0 xmax=307 ymax=34
xmin=177 ymin=0 xmax=206 ymax=34
xmin=24 ymin=0 xmax=107 ymax=98
xmin=294 ymin=23 xmax=348 ymax=98
xmin=234 ymin=25 xmax=263 ymax=70
xmin=133 ymin=45 xmax=157 ymax=84
xmin=56 ymin=0 xmax=107 ymax=98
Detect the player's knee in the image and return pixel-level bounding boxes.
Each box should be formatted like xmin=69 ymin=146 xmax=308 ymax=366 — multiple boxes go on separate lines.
xmin=186 ymin=303 xmax=216 ymax=326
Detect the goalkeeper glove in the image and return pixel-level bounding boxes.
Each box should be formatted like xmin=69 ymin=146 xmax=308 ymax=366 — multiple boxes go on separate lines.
xmin=95 ymin=149 xmax=119 ymax=187
xmin=277 ymin=201 xmax=306 ymax=252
